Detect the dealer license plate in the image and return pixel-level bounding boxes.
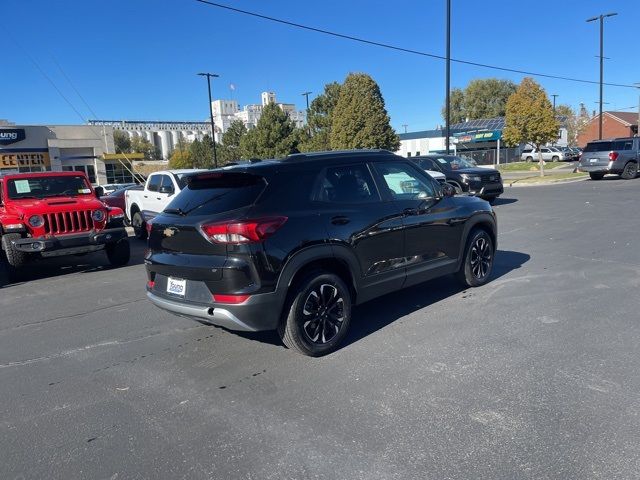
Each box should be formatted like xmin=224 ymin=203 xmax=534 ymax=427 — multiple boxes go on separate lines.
xmin=167 ymin=277 xmax=186 ymax=297
xmin=590 ymin=158 xmax=598 ymax=163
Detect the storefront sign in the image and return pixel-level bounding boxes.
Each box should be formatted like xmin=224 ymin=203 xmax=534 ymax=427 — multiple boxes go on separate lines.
xmin=0 ymin=129 xmax=26 ymax=146
xmin=0 ymin=152 xmax=51 ymax=169
xmin=455 ymin=130 xmax=502 ymax=143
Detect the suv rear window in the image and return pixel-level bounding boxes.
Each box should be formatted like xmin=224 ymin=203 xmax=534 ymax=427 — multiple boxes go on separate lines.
xmin=163 ymin=172 xmax=266 ymax=216
xmin=584 ymin=140 xmax=633 ymax=152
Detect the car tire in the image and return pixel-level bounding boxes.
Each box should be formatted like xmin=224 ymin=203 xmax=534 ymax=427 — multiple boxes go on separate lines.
xmin=552 ymin=156 xmax=559 ymax=162
xmin=105 ymin=239 xmax=131 ymax=267
xmin=525 ymin=156 xmax=533 ymax=163
xmin=447 ymin=181 xmax=463 ymax=194
xmin=456 ymin=229 xmax=494 ymax=288
xmin=132 ymin=211 xmax=147 ymax=240
xmin=1 ymin=233 xmax=26 ymax=268
xmin=278 ymin=271 xmax=352 ymax=357
xmin=620 ymin=162 xmax=638 ymax=180
xmin=589 ymin=172 xmax=605 ymax=180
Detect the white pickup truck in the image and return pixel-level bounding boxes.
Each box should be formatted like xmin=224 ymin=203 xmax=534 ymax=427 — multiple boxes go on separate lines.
xmin=125 ymin=169 xmax=203 ymax=239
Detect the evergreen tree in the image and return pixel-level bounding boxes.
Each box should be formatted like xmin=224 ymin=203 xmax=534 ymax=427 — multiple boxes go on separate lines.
xmin=219 ymin=120 xmax=247 ymax=164
xmin=301 ymin=82 xmax=342 ymax=152
xmin=330 ymin=73 xmax=399 ymax=151
xmin=113 ymin=130 xmax=131 ymax=153
xmin=189 ymin=135 xmax=215 ymax=168
xmin=503 ymin=78 xmax=559 ymax=177
xmin=240 ymin=103 xmax=298 ymax=159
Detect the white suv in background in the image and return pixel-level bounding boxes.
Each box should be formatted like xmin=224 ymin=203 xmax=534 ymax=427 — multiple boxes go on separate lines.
xmin=520 ymin=147 xmax=567 ymax=162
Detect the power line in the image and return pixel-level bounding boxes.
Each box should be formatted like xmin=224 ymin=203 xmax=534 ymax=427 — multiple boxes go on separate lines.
xmin=193 ymin=0 xmax=637 ymax=89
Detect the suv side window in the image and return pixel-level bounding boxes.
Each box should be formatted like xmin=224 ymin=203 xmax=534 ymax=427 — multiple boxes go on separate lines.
xmin=147 ymin=175 xmax=161 ymax=192
xmin=374 ymin=162 xmax=436 ymax=200
xmin=314 ymin=164 xmax=379 ymax=203
xmin=613 ymin=140 xmax=633 ymax=151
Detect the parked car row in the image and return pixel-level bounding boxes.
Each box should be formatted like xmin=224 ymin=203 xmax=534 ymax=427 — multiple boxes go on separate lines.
xmin=520 ymin=146 xmax=579 ymax=162
xmin=578 ymin=137 xmax=640 ymax=180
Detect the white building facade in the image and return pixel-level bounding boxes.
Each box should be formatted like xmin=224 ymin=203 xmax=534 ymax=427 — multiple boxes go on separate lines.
xmin=88 ymin=120 xmax=213 ymax=161
xmin=211 ymin=91 xmax=307 ymax=134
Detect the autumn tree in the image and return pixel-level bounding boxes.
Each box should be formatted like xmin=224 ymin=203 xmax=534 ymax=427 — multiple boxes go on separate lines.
xmin=168 ymin=133 xmax=192 ymax=168
xmin=330 ymin=73 xmax=399 ymax=151
xmin=443 ymin=78 xmax=517 ymax=124
xmin=130 ymin=136 xmax=160 ymax=160
xmin=503 ymin=78 xmax=559 ymax=176
xmin=240 ymin=103 xmax=298 ymax=159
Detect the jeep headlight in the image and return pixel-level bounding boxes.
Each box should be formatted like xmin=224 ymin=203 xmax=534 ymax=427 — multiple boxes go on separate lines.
xmin=92 ymin=210 xmax=105 ymax=222
xmin=28 ymin=215 xmax=45 ymax=228
xmin=461 ymin=174 xmax=481 ymax=182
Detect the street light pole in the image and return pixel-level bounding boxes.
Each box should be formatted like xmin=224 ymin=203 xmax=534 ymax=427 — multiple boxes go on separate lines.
xmin=302 ymin=91 xmax=312 ymax=136
xmin=635 ymin=83 xmax=640 ymax=138
xmin=445 ymin=0 xmax=451 ymax=154
xmin=197 ymin=72 xmax=219 ymax=167
xmin=587 ymin=12 xmax=617 ymax=140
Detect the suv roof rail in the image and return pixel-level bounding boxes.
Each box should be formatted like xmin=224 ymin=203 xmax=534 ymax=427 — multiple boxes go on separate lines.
xmin=282 ymin=149 xmax=394 ymax=162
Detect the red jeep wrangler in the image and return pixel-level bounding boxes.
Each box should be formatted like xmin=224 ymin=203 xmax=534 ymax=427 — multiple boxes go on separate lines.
xmin=0 ymin=171 xmax=130 ymax=282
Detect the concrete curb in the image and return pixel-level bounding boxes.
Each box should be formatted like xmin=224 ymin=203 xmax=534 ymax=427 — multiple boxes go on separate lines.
xmin=508 ymin=176 xmax=589 ymax=188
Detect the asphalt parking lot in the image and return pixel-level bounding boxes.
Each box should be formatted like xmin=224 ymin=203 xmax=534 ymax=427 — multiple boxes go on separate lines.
xmin=2 ymin=177 xmax=640 ymax=480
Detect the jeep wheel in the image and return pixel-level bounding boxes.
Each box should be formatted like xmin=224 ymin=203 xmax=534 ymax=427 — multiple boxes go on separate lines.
xmin=589 ymin=172 xmax=604 ymax=180
xmin=620 ymin=162 xmax=638 ymax=180
xmin=132 ymin=211 xmax=147 ymax=240
xmin=278 ymin=271 xmax=352 ymax=357
xmin=105 ymin=239 xmax=130 ymax=267
xmin=456 ymin=229 xmax=494 ymax=288
xmin=1 ymin=233 xmax=26 ymax=268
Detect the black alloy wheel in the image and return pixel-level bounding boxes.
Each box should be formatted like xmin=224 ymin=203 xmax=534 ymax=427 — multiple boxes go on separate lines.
xmin=457 ymin=229 xmax=494 ymax=288
xmin=279 ymin=272 xmax=352 ymax=356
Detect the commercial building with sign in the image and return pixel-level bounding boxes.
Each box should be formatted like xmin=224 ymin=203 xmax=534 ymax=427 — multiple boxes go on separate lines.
xmin=0 ymin=124 xmax=127 ymax=185
xmin=397 ymin=117 xmax=568 ymax=165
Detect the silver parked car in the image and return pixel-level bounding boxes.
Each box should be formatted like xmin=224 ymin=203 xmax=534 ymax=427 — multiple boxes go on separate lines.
xmin=578 ymin=137 xmax=640 ymax=180
xmin=520 ymin=146 xmax=567 ymax=162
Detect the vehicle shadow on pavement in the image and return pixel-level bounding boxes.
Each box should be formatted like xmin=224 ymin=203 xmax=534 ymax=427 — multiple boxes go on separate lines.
xmin=237 ymin=250 xmax=530 ymax=350
xmin=491 ymin=197 xmax=518 ymax=206
xmin=0 ymin=238 xmax=147 ymax=288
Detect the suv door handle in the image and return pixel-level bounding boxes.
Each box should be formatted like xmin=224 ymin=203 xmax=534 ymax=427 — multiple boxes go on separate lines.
xmin=331 ymin=216 xmax=350 ymax=225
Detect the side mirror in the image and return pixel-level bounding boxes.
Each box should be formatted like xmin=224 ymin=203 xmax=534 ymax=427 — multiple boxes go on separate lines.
xmin=94 ymin=186 xmax=104 ymax=198
xmin=442 ymin=183 xmax=456 ymax=197
xmin=159 ymin=185 xmax=175 ymax=196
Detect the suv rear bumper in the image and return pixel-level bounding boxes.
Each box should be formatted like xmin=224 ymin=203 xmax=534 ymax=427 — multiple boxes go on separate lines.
xmin=12 ymin=228 xmax=127 ymax=255
xmin=146 ymin=288 xmax=282 ymax=332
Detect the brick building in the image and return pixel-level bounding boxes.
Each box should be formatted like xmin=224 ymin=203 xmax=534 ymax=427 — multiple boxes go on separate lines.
xmin=577 ymin=111 xmax=638 ymax=146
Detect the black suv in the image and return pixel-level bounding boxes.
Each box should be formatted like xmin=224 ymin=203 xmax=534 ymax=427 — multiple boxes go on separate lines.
xmin=145 ymin=150 xmax=497 ymax=356
xmin=411 ymin=154 xmax=503 ymax=203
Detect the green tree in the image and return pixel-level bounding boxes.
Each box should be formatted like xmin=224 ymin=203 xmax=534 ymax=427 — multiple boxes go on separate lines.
xmin=330 ymin=73 xmax=399 ymax=151
xmin=113 ymin=130 xmax=131 ymax=153
xmin=240 ymin=103 xmax=298 ymax=159
xmin=442 ymin=78 xmax=517 ymax=124
xmin=301 ymin=81 xmax=342 ymax=152
xmin=130 ymin=135 xmax=159 ymax=160
xmin=219 ymin=120 xmax=247 ymax=164
xmin=503 ymin=77 xmax=560 ymax=176
xmin=189 ymin=134 xmax=216 ymax=168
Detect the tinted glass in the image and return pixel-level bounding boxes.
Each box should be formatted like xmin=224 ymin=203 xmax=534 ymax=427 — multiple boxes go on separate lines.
xmin=375 ymin=162 xmax=436 ymax=200
xmin=428 ymin=155 xmax=475 ymax=171
xmin=7 ymin=175 xmax=91 ymax=199
xmin=414 ymin=158 xmax=439 ymax=171
xmin=315 ymin=164 xmax=379 ymax=203
xmin=584 ymin=142 xmax=612 ymax=152
xmin=147 ymin=175 xmax=161 ymax=192
xmin=613 ymin=140 xmax=633 ymax=151
xmin=164 ymin=172 xmax=266 ymax=216
xmin=159 ymin=175 xmax=173 ymax=191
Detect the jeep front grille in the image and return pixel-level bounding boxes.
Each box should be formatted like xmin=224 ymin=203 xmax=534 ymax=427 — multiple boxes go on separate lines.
xmin=44 ymin=211 xmax=94 ymax=234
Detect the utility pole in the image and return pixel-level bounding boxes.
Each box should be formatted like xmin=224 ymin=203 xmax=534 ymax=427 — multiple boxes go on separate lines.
xmin=197 ymin=72 xmax=219 ymax=167
xmin=302 ymin=91 xmax=312 ymax=136
xmin=635 ymin=83 xmax=640 ymax=138
xmin=402 ymin=124 xmax=408 ymax=134
xmin=586 ymin=12 xmax=617 ymax=140
xmin=445 ymin=0 xmax=451 ymax=154
xmin=551 ymin=94 xmax=558 ymax=112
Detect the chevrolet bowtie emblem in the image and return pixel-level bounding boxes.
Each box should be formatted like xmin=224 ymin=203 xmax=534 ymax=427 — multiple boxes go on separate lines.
xmin=163 ymin=227 xmax=176 ymax=237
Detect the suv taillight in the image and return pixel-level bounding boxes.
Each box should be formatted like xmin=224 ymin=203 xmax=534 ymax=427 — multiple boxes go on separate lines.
xmin=609 ymin=151 xmax=619 ymax=161
xmin=200 ymin=217 xmax=287 ymax=244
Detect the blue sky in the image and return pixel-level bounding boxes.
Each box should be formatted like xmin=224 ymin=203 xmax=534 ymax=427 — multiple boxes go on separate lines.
xmin=2 ymin=0 xmax=639 ymax=132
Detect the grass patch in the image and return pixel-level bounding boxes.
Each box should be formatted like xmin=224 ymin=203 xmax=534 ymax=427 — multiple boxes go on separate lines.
xmin=514 ymin=172 xmax=588 ymax=184
xmin=498 ymin=162 xmax=542 ymax=172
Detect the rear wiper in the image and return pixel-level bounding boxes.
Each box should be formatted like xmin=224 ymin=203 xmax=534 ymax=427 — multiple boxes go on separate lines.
xmin=164 ymin=207 xmax=186 ymax=216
